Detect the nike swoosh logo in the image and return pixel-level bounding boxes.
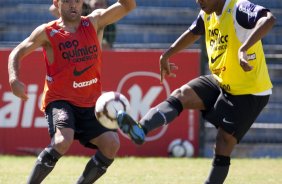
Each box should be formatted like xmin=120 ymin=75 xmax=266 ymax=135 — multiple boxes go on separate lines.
xmin=211 ymin=52 xmax=225 ymax=63
xmin=38 ymin=156 xmax=54 ymax=168
xmin=73 ymin=64 xmax=94 ymax=76
xmin=44 ymin=162 xmax=55 ymax=168
xmin=223 ymin=118 xmax=234 ymax=124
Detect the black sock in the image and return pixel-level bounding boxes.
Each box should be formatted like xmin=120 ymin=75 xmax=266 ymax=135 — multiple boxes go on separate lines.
xmin=141 ymin=96 xmax=183 ymax=134
xmin=76 ymin=151 xmax=114 ymax=184
xmin=27 ymin=147 xmax=62 ymax=184
xmin=205 ymin=155 xmax=231 ymax=184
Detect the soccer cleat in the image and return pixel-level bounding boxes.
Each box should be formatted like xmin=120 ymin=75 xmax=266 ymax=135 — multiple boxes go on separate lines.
xmin=117 ymin=111 xmax=145 ymax=145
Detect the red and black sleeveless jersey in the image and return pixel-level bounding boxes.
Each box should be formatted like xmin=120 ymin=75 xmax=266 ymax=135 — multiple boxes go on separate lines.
xmin=41 ymin=17 xmax=102 ymax=110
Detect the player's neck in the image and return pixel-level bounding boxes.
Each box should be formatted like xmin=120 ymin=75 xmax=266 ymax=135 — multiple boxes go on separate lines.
xmin=57 ymin=17 xmax=81 ymax=33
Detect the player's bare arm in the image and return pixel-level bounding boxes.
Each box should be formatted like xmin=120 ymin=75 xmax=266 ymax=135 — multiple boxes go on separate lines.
xmin=8 ymin=24 xmax=49 ymax=101
xmin=160 ymin=30 xmax=201 ymax=83
xmin=87 ymin=0 xmax=136 ymax=33
xmin=239 ymin=11 xmax=276 ymax=72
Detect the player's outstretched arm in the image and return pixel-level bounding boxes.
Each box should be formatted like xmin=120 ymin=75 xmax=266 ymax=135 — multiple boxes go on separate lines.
xmin=8 ymin=24 xmax=48 ymax=100
xmin=88 ymin=0 xmax=136 ymax=30
xmin=160 ymin=30 xmax=200 ymax=83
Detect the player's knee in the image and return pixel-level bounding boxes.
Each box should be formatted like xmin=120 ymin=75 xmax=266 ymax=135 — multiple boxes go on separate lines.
xmin=53 ymin=136 xmax=73 ymax=154
xmin=170 ymin=88 xmax=187 ymax=107
xmin=214 ymin=131 xmax=236 ymax=155
xmin=171 ymin=88 xmax=182 ymax=96
xmin=218 ymin=129 xmax=236 ymax=144
xmin=171 ymin=85 xmax=203 ymax=109
xmin=171 ymin=88 xmax=187 ymax=101
xmin=107 ymin=137 xmax=120 ymax=155
xmin=99 ymin=137 xmax=120 ymax=158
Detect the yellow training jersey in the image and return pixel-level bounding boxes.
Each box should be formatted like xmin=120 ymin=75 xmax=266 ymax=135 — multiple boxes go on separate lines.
xmin=203 ymin=0 xmax=272 ymax=95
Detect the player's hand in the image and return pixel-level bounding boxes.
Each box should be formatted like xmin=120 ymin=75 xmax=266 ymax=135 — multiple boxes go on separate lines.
xmin=159 ymin=54 xmax=178 ymax=83
xmin=9 ymin=79 xmax=28 ymax=101
xmin=238 ymin=49 xmax=253 ymax=72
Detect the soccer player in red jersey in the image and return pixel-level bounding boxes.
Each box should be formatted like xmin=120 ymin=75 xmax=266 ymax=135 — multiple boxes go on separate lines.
xmin=8 ymin=0 xmax=136 ymax=183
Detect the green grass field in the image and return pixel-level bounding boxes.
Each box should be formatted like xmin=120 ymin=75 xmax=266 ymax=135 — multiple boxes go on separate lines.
xmin=0 ymin=155 xmax=281 ymax=184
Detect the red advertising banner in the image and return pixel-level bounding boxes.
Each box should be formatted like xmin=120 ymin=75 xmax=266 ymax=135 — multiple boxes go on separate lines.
xmin=0 ymin=49 xmax=200 ymax=157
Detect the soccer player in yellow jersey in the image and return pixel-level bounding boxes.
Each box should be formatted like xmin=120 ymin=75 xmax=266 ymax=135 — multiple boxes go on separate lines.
xmin=117 ymin=0 xmax=276 ymax=183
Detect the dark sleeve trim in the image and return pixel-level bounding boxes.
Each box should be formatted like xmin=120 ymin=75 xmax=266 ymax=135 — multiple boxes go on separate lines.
xmin=189 ymin=15 xmax=205 ymax=35
xmin=236 ymin=2 xmax=270 ymax=29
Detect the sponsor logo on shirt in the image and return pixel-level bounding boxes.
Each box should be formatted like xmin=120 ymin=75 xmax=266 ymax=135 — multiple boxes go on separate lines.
xmin=58 ymin=39 xmax=98 ymax=63
xmin=73 ymin=78 xmax=98 ymax=88
xmin=247 ymin=53 xmax=256 ymax=61
xmin=211 ymin=52 xmax=225 ymax=63
xmin=73 ymin=64 xmax=94 ymax=76
xmin=82 ymin=20 xmax=90 ymax=27
xmin=238 ymin=4 xmax=257 ymax=17
xmin=208 ymin=28 xmax=228 ymax=51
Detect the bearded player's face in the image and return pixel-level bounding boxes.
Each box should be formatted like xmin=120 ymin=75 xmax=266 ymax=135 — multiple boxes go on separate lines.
xmin=57 ymin=0 xmax=84 ymax=21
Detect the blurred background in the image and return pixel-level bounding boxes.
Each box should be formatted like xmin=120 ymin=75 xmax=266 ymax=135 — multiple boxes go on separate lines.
xmin=0 ymin=0 xmax=281 ymax=158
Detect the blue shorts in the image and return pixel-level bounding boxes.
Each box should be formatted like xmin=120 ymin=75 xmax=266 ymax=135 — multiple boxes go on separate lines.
xmin=45 ymin=100 xmax=115 ymax=149
xmin=188 ymin=75 xmax=270 ymax=142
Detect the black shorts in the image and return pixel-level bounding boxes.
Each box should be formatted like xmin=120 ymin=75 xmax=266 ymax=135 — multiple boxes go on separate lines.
xmin=188 ymin=75 xmax=270 ymax=142
xmin=45 ymin=100 xmax=115 ymax=149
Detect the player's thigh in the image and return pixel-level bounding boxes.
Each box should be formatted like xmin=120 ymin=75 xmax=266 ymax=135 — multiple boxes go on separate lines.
xmin=224 ymin=94 xmax=270 ymax=142
xmin=45 ymin=100 xmax=76 ymax=138
xmin=45 ymin=100 xmax=76 ymax=152
xmin=208 ymin=92 xmax=269 ymax=142
xmin=170 ymin=84 xmax=203 ymax=109
xmin=176 ymin=75 xmax=220 ymax=110
xmin=74 ymin=106 xmax=118 ymax=150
